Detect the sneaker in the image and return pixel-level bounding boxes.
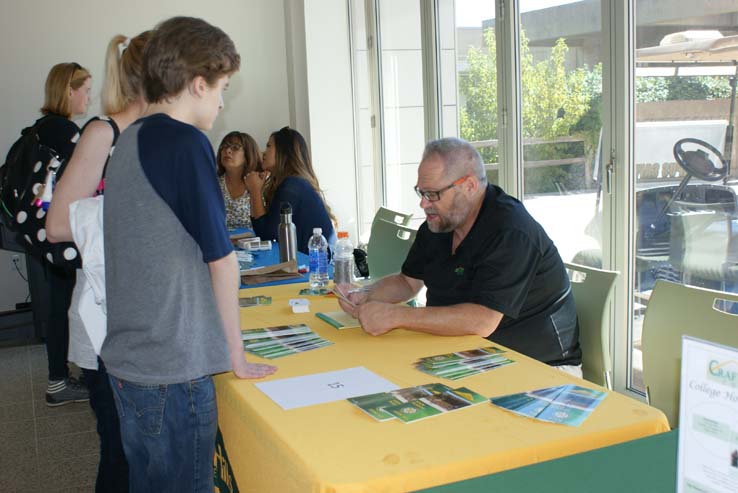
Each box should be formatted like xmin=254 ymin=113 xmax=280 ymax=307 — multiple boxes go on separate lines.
xmin=45 ymin=378 xmax=89 ymax=407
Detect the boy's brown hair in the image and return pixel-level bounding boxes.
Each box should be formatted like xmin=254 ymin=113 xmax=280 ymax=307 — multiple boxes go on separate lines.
xmin=143 ymin=17 xmax=240 ymax=103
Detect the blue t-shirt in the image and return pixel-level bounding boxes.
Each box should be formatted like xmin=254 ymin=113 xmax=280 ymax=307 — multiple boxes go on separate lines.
xmin=137 ymin=114 xmax=233 ymax=262
xmin=252 ymin=176 xmax=335 ymax=254
xmin=102 ymin=113 xmax=233 ymax=384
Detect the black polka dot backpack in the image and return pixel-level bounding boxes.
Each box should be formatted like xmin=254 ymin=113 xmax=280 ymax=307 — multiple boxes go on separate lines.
xmin=0 ymin=125 xmax=80 ymax=270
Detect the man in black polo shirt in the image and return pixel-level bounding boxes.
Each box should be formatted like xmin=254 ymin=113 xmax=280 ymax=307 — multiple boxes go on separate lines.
xmin=339 ymin=137 xmax=581 ymax=372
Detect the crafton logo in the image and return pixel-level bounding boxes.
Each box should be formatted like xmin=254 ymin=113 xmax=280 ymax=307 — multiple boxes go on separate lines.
xmin=707 ymin=359 xmax=738 ymax=388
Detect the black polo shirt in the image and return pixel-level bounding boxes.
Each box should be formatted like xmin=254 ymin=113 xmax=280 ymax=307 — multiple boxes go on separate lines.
xmin=402 ymin=184 xmax=581 ymax=366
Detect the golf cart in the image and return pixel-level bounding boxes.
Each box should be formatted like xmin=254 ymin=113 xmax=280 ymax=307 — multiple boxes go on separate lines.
xmin=575 ymin=30 xmax=738 ymax=293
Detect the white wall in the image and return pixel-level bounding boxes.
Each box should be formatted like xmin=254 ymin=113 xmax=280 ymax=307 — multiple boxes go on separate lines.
xmin=0 ymin=0 xmax=291 ymax=311
xmin=303 ymin=0 xmax=360 ymax=241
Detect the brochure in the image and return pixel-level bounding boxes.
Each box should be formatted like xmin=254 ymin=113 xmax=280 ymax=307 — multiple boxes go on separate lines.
xmin=420 ymin=346 xmax=506 ymax=368
xmin=315 ymin=311 xmax=361 ymax=329
xmin=490 ymin=384 xmax=606 ymax=426
xmin=348 ymin=383 xmax=486 ymax=423
xmin=240 ymin=324 xmax=333 ymax=359
xmin=236 ymin=250 xmax=254 ymax=273
xmin=414 ymin=346 xmax=514 ymax=380
xmin=239 ymin=295 xmax=272 ymax=308
xmin=299 ymin=288 xmax=331 ymax=296
xmin=677 ymin=336 xmax=738 ymax=493
xmin=241 ymin=324 xmax=312 ymax=341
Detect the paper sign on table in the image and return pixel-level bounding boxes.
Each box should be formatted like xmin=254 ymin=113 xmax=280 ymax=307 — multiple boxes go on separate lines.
xmin=254 ymin=366 xmax=398 ymax=410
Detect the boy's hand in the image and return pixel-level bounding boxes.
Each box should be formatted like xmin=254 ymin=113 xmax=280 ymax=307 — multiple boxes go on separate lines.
xmin=232 ymin=355 xmax=277 ymax=379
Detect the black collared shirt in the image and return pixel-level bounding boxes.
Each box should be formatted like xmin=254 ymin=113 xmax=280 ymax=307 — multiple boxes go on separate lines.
xmin=402 ymin=184 xmax=581 ymax=366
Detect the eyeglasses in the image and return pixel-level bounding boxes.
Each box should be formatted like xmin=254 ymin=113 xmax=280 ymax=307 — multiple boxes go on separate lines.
xmin=220 ymin=143 xmax=243 ymax=152
xmin=414 ymin=175 xmax=469 ymax=202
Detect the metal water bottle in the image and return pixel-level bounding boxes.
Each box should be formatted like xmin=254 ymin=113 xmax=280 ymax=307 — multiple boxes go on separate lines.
xmin=278 ymin=202 xmax=298 ymax=264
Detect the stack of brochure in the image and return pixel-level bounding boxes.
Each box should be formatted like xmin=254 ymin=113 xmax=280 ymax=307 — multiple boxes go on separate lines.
xmin=347 ymin=383 xmax=486 ymax=423
xmin=414 ymin=346 xmax=514 ymax=380
xmin=241 ymin=324 xmax=333 ymax=359
xmin=236 ymin=250 xmax=254 ymax=274
xmin=490 ymin=384 xmax=607 ymax=426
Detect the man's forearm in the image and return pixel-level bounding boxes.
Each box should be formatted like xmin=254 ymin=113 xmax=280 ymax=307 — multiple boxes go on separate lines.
xmin=392 ymin=303 xmax=502 ymax=337
xmin=366 ymin=274 xmax=420 ymax=304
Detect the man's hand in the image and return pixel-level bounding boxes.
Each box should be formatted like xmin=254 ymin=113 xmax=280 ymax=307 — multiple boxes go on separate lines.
xmin=336 ymin=285 xmax=369 ymax=318
xmin=355 ymin=301 xmax=402 ymax=336
xmin=231 ymin=355 xmax=277 ymax=379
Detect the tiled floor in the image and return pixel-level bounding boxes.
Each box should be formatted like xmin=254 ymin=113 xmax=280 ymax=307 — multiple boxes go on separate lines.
xmin=0 ymin=343 xmax=98 ymax=492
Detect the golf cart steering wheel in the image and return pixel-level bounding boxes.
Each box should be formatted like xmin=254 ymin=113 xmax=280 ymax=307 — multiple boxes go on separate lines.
xmin=673 ymin=138 xmax=727 ymax=182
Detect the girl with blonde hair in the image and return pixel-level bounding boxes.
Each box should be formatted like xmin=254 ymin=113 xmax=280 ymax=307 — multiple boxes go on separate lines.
xmin=29 ymin=62 xmax=92 ymax=415
xmin=47 ymin=31 xmax=151 ymax=493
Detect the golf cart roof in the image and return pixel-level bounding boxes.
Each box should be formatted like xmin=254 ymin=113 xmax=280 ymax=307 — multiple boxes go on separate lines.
xmin=637 ymin=30 xmax=738 ymax=64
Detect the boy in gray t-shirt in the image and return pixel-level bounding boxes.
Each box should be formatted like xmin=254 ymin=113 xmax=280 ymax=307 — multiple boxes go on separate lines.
xmin=102 ymin=17 xmax=276 ymax=492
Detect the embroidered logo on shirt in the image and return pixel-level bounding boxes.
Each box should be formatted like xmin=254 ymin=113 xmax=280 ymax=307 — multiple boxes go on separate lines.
xmin=454 ymin=266 xmax=465 ymax=276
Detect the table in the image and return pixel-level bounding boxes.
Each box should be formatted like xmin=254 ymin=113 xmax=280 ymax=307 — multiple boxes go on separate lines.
xmin=214 ymin=283 xmax=670 ymax=493
xmin=414 ymin=430 xmax=677 ymax=492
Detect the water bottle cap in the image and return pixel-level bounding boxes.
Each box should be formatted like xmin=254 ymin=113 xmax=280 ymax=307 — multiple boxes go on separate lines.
xmin=280 ymin=202 xmax=293 ymax=214
xmin=337 ymin=231 xmax=348 ymax=239
xmin=313 ymin=227 xmax=322 ymax=234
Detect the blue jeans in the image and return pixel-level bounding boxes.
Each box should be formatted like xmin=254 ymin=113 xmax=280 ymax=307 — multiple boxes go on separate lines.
xmin=82 ymin=360 xmax=128 ymax=493
xmin=108 ymin=374 xmax=217 ymax=493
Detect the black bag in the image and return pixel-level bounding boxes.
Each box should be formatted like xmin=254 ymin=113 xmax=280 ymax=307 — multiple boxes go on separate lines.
xmin=0 ymin=118 xmax=81 ymax=269
xmin=0 ymin=123 xmax=52 ymax=230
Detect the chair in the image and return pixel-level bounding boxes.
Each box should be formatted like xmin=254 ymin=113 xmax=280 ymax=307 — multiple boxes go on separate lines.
xmin=564 ymin=262 xmax=619 ymax=389
xmin=642 ymin=280 xmax=738 ymax=428
xmin=366 ymin=219 xmax=417 ymax=280
xmin=373 ymin=207 xmax=412 ymax=227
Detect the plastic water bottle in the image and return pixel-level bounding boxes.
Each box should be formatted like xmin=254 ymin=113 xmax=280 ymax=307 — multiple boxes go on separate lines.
xmin=308 ymin=228 xmax=329 ymax=288
xmin=333 ymin=231 xmax=354 ymax=288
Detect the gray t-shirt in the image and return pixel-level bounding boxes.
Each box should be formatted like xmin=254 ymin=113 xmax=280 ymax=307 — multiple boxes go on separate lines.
xmin=101 ymin=114 xmax=234 ymax=384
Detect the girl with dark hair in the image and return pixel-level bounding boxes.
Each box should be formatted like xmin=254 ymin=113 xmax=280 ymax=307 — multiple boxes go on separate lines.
xmin=216 ymin=131 xmax=261 ymax=229
xmin=246 ymin=126 xmax=336 ymax=254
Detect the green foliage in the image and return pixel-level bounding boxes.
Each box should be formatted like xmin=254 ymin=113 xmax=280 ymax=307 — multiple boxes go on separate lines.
xmin=636 ymin=75 xmax=732 ymax=103
xmin=459 ymin=28 xmax=599 ymax=193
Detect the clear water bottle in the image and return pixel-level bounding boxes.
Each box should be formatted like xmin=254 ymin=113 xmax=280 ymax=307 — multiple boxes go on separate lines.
xmin=333 ymin=231 xmax=354 ymax=288
xmin=308 ymin=228 xmax=329 ymax=289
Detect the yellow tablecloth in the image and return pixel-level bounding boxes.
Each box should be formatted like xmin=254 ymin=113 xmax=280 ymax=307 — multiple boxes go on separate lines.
xmin=215 ymin=283 xmax=669 ymax=493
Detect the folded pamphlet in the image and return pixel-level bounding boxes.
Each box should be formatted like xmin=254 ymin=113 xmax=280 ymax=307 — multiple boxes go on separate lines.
xmin=315 ymin=311 xmax=361 ymax=329
xmin=240 ymin=324 xmax=332 ymax=359
xmin=414 ymin=346 xmax=514 ymax=380
xmin=490 ymin=384 xmax=607 ymax=426
xmin=347 ymin=383 xmax=486 ymax=423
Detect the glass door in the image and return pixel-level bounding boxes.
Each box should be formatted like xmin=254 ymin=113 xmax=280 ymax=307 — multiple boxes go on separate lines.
xmin=629 ymin=1 xmax=738 ymax=392
xmin=519 ymin=0 xmax=606 ymax=267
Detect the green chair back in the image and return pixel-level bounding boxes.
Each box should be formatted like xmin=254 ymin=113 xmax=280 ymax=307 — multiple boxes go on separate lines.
xmin=374 ymin=207 xmax=412 ymax=227
xmin=564 ymin=262 xmax=619 ymax=389
xmin=367 ymin=219 xmax=417 ymax=280
xmin=642 ymin=280 xmax=738 ymax=428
